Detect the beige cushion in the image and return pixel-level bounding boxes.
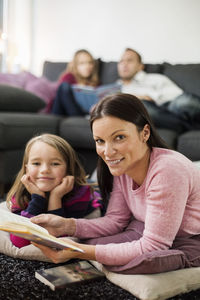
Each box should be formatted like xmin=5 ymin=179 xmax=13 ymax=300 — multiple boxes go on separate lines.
xmin=91 ymin=261 xmax=200 ymax=300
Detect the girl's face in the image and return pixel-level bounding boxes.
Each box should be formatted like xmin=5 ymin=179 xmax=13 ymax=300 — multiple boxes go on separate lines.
xmin=92 ymin=116 xmax=150 ymax=180
xmin=76 ymin=52 xmax=94 ymax=78
xmin=26 ymin=141 xmax=67 ymax=192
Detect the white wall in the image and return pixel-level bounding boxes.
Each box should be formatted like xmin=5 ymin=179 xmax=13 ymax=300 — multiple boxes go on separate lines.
xmin=6 ymin=0 xmax=32 ymax=72
xmin=7 ymin=0 xmax=200 ymax=75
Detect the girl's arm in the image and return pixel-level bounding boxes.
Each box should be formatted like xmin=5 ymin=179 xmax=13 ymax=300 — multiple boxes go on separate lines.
xmin=59 ymin=72 xmax=77 ymax=84
xmin=10 ymin=194 xmax=48 ymax=248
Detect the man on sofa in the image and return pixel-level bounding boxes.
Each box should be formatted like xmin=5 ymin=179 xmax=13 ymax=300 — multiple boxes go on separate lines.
xmin=117 ymin=48 xmax=199 ymax=132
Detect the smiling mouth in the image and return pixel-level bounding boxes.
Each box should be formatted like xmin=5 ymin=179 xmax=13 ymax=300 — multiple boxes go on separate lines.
xmin=37 ymin=177 xmax=53 ymax=180
xmin=106 ymin=158 xmax=124 ymax=165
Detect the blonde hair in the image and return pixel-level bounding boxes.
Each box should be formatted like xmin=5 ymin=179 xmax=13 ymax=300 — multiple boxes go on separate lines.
xmin=64 ymin=49 xmax=99 ymax=86
xmin=6 ymin=133 xmax=88 ymax=210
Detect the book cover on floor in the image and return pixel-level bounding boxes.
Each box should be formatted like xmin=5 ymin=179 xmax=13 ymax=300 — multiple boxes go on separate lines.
xmin=0 ymin=208 xmax=83 ymax=252
xmin=71 ymin=83 xmax=121 ymax=113
xmin=35 ymin=260 xmax=105 ymax=291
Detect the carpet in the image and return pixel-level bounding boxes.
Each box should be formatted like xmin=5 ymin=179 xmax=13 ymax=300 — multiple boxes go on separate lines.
xmin=0 ymin=253 xmax=200 ymax=300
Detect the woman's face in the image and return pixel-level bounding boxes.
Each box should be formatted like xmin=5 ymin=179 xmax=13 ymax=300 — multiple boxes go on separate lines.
xmin=25 ymin=141 xmax=67 ymax=192
xmin=92 ymin=116 xmax=150 ymax=179
xmin=76 ymin=53 xmax=94 ymax=78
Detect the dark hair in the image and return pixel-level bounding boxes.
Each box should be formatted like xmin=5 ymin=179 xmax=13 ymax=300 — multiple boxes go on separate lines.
xmin=90 ymin=93 xmax=168 ymax=205
xmin=125 ymin=48 xmax=142 ymax=63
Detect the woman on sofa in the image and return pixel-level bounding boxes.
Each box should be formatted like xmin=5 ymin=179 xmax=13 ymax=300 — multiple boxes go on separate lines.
xmin=31 ymin=93 xmax=200 ymax=274
xmin=51 ymin=49 xmax=99 ymax=116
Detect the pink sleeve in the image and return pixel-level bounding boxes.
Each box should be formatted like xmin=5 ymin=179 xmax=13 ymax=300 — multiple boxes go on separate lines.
xmin=10 ymin=234 xmax=30 ymax=248
xmin=9 ymin=195 xmax=31 ymax=248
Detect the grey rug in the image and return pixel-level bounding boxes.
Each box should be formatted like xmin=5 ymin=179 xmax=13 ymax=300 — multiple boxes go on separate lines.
xmin=0 ymin=253 xmax=200 ymax=300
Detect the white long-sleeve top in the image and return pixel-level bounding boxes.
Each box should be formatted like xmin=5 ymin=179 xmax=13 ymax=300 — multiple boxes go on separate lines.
xmin=120 ymin=70 xmax=183 ymax=105
xmin=74 ymin=148 xmax=200 ymax=266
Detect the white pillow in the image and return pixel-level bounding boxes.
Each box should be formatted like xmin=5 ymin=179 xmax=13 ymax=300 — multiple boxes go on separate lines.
xmin=193 ymin=161 xmax=200 ymax=168
xmin=91 ymin=261 xmax=200 ymax=300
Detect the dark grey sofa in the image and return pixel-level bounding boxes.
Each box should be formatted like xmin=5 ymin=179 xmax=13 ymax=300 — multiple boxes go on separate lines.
xmin=0 ymin=60 xmax=200 ymax=195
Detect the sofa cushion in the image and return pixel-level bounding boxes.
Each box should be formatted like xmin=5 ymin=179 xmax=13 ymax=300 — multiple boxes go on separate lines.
xmin=177 ymin=130 xmax=200 ymax=161
xmin=42 ymin=61 xmax=67 ymax=81
xmin=98 ymin=60 xmax=119 ymax=85
xmin=0 ymin=113 xmax=61 ymax=150
xmin=0 ymin=84 xmax=46 ymax=112
xmin=59 ymin=117 xmax=95 ymax=149
xmin=163 ymin=63 xmax=200 ymax=98
xmin=157 ymin=128 xmax=178 ymax=149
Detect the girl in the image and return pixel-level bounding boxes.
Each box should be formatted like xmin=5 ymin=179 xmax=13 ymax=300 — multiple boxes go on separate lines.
xmin=51 ymin=49 xmax=99 ymax=116
xmin=6 ymin=133 xmax=102 ymax=248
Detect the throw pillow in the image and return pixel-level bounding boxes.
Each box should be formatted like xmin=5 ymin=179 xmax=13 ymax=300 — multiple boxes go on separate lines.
xmin=25 ymin=77 xmax=59 ymax=113
xmin=0 ymin=84 xmax=46 ymax=112
xmin=91 ymin=260 xmax=200 ymax=300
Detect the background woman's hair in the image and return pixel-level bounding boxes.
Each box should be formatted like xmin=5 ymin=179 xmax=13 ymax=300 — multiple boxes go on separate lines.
xmin=6 ymin=133 xmax=87 ymax=209
xmin=66 ymin=49 xmax=99 ymax=86
xmin=90 ymin=93 xmax=168 ymax=205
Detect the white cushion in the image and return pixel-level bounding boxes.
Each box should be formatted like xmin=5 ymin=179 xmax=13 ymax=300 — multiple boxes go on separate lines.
xmin=91 ymin=261 xmax=200 ymax=300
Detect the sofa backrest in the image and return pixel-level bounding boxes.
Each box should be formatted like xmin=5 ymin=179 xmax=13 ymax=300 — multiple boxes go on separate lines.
xmin=43 ymin=60 xmax=200 ymax=98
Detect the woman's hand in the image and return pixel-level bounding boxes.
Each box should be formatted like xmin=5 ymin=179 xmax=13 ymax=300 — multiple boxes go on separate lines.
xmin=32 ymin=237 xmax=96 ymax=264
xmin=21 ymin=174 xmax=45 ymax=197
xmin=31 ymin=214 xmax=76 ymax=237
xmin=48 ymin=175 xmax=74 ymax=211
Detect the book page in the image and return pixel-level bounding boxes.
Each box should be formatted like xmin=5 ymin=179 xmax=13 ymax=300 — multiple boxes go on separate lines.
xmin=0 ymin=208 xmax=84 ymax=252
xmin=0 ymin=208 xmax=48 ymax=234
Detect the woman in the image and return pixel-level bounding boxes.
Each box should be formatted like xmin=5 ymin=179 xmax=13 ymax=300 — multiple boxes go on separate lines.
xmin=32 ymin=93 xmax=200 ymax=274
xmin=51 ymin=49 xmax=99 ymax=116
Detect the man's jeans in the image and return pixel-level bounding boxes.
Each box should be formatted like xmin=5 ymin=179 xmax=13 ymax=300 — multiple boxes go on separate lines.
xmin=142 ymin=92 xmax=200 ymax=133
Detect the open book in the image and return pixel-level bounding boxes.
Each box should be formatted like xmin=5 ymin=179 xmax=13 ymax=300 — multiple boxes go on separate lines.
xmin=35 ymin=260 xmax=105 ymax=290
xmin=71 ymin=83 xmax=121 ymax=113
xmin=0 ymin=208 xmax=83 ymax=252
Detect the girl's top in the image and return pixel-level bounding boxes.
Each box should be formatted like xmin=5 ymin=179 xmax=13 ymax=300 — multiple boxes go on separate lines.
xmin=59 ymin=72 xmax=77 ymax=85
xmin=10 ymin=185 xmax=102 ymax=248
xmin=74 ymin=147 xmax=200 ymax=266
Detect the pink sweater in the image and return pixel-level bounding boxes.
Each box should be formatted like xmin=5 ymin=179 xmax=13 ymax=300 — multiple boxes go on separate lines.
xmin=75 ymin=148 xmax=200 ymax=266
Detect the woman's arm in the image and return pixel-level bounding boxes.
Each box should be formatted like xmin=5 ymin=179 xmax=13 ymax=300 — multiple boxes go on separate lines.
xmin=32 ymin=239 xmax=96 ymax=264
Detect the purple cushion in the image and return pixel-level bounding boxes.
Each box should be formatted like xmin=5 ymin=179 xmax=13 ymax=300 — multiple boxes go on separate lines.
xmin=25 ymin=77 xmax=59 ymax=113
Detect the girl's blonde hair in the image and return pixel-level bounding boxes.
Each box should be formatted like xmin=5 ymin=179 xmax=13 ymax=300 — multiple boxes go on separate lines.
xmin=64 ymin=49 xmax=99 ymax=86
xmin=6 ymin=133 xmax=88 ymax=209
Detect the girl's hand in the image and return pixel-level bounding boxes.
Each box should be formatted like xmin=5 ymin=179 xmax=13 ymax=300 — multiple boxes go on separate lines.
xmin=31 ymin=214 xmax=76 ymax=237
xmin=21 ymin=174 xmax=45 ymax=197
xmin=50 ymin=175 xmax=75 ymax=198
xmin=48 ymin=176 xmax=74 ymax=211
